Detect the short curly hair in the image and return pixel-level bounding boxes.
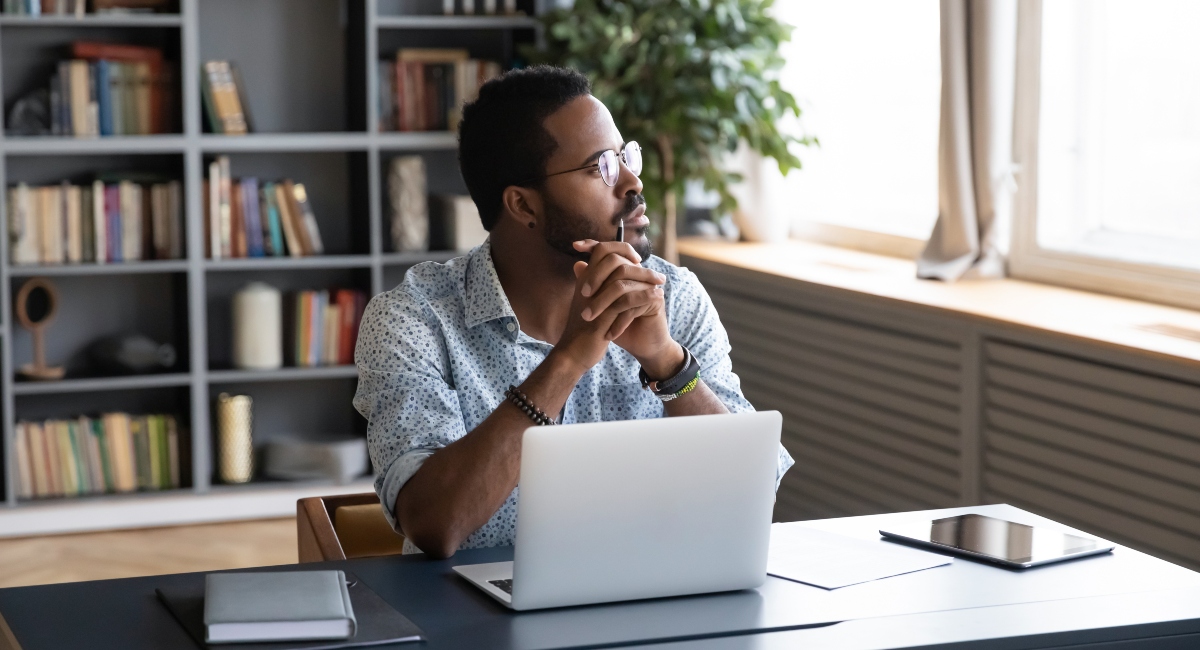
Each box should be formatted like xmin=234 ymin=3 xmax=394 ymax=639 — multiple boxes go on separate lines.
xmin=458 ymin=66 xmax=592 ymax=231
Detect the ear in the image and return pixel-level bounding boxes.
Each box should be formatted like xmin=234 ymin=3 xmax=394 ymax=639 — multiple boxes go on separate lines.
xmin=500 ymin=185 xmax=542 ymax=230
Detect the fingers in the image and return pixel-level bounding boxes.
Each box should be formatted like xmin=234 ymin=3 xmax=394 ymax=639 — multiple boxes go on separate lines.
xmin=582 ymin=270 xmax=664 ymax=321
xmin=581 ymin=256 xmax=665 ymax=298
xmin=583 ymin=286 xmax=664 ymax=326
xmin=606 ymin=309 xmax=640 ymax=341
xmin=574 ymin=239 xmax=641 ymax=266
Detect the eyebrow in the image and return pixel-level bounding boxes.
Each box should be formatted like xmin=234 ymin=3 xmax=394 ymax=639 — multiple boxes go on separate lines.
xmin=578 ymin=142 xmax=626 ymax=167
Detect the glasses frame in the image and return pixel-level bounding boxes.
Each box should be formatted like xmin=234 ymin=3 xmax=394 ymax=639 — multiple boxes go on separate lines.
xmin=521 ymin=141 xmax=642 ymax=187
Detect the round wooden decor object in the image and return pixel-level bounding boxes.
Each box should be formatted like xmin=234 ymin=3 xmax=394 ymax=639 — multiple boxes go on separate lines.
xmin=16 ymin=277 xmax=65 ymax=381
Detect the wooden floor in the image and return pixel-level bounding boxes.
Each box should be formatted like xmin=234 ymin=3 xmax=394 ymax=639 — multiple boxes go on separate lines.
xmin=0 ymin=518 xmax=297 ymax=589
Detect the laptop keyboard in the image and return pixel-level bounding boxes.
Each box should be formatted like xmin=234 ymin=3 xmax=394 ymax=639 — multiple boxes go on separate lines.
xmin=489 ymin=579 xmax=513 ymax=594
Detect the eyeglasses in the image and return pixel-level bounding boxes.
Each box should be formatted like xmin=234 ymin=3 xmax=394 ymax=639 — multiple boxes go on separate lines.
xmin=530 ymin=141 xmax=643 ymax=187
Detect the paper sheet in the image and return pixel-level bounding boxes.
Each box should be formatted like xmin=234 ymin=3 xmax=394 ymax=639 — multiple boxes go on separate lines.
xmin=767 ymin=525 xmax=953 ymax=590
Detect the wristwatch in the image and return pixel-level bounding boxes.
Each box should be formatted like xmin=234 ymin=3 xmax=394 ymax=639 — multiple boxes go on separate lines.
xmin=639 ymin=344 xmax=701 ymax=401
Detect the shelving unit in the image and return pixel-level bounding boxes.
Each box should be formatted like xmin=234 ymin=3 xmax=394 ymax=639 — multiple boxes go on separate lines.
xmin=0 ymin=0 xmax=540 ymax=531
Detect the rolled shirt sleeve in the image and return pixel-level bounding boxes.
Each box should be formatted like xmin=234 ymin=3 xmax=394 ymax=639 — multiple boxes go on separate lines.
xmin=353 ymin=286 xmax=465 ymax=532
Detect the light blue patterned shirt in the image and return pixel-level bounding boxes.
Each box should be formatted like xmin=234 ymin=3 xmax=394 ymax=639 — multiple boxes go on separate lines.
xmin=353 ymin=240 xmax=793 ymax=553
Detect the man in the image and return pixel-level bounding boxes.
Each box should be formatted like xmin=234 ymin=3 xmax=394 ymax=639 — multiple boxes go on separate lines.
xmin=354 ymin=66 xmax=792 ymax=559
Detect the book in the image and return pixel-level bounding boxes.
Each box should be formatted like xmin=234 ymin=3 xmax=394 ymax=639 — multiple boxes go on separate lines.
xmin=65 ymin=183 xmax=83 ymax=263
xmin=261 ymin=181 xmax=286 ymax=257
xmin=9 ymin=184 xmax=39 ymax=265
xmin=275 ymin=182 xmax=304 ymax=258
xmin=291 ymin=183 xmax=324 ymax=255
xmin=15 ymin=423 xmax=33 ymax=499
xmin=157 ymin=571 xmax=423 ymax=648
xmin=241 ymin=177 xmax=265 ymax=257
xmin=218 ymin=156 xmax=233 ymax=257
xmin=230 ymin=180 xmax=246 ymax=258
xmin=201 ymin=60 xmax=249 ymax=135
xmin=119 ymin=180 xmax=142 ymax=260
xmin=280 ymin=180 xmax=313 ymax=255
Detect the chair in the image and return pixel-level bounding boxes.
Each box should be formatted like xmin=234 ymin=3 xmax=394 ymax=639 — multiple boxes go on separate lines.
xmin=296 ymin=492 xmax=407 ymax=562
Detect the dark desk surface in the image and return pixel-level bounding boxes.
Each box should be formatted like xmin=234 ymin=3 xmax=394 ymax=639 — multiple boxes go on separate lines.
xmin=3 ymin=504 xmax=1200 ymax=650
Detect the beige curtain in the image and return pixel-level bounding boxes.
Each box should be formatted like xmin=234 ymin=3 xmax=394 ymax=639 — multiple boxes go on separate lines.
xmin=918 ymin=0 xmax=1018 ymax=281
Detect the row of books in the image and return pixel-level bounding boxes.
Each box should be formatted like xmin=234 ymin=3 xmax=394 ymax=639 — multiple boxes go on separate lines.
xmin=204 ymin=156 xmax=325 ymax=259
xmin=379 ymin=49 xmax=502 ymax=132
xmin=14 ymin=413 xmax=182 ymax=500
xmin=2 ymin=0 xmax=170 ymax=15
xmin=294 ymin=289 xmax=366 ymax=367
xmin=47 ymin=41 xmax=174 ymax=137
xmin=8 ymin=179 xmax=184 ymax=266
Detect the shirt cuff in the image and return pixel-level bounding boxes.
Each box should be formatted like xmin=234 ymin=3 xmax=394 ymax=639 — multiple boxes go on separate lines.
xmin=377 ymin=448 xmax=436 ymax=533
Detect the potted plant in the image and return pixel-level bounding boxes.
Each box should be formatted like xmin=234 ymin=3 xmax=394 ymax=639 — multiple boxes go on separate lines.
xmin=524 ymin=0 xmax=812 ymax=261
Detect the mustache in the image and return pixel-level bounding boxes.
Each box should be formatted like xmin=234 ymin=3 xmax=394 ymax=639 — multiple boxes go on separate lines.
xmin=613 ymin=194 xmax=646 ymax=225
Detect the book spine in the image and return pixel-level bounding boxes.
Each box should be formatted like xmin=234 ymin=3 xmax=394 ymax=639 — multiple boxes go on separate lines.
xmin=241 ymin=177 xmax=265 ymax=257
xmin=166 ymin=416 xmax=180 ymax=489
xmin=66 ymin=184 xmax=82 ymax=263
xmin=207 ymin=161 xmax=221 ymax=259
xmin=105 ymin=184 xmax=122 ymax=262
xmin=292 ymin=183 xmax=324 ymax=255
xmin=230 ymin=180 xmax=246 ymax=258
xmin=261 ymin=182 xmax=283 ymax=257
xmin=31 ymin=423 xmax=50 ymax=497
xmin=94 ymin=417 xmax=114 ymax=493
xmin=275 ymin=183 xmax=303 ymax=258
xmin=218 ymin=156 xmax=233 ymax=258
xmin=15 ymin=423 xmax=33 ymax=500
xmin=80 ymin=184 xmax=94 ymax=263
xmin=168 ymin=180 xmax=183 ymax=259
xmin=92 ymin=180 xmax=107 ymax=263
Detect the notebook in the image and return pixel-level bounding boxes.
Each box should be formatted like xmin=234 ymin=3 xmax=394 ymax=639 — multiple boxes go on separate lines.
xmin=205 ymin=571 xmax=355 ymax=643
xmin=157 ymin=571 xmax=423 ymax=650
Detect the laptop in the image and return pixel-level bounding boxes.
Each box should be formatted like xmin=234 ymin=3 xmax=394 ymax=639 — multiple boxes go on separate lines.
xmin=453 ymin=410 xmax=782 ymax=611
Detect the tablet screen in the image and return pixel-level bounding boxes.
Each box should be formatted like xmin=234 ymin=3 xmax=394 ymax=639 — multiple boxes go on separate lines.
xmin=883 ymin=514 xmax=1107 ymax=564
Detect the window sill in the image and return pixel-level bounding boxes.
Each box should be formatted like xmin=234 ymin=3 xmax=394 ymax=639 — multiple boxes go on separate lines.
xmin=678 ymin=237 xmax=1200 ymax=368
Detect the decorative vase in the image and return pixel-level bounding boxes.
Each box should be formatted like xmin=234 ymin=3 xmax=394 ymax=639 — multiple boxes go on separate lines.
xmin=217 ymin=393 xmax=254 ymax=484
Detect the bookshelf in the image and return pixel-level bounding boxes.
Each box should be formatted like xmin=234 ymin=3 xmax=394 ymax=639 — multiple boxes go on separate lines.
xmin=0 ymin=0 xmax=541 ymax=531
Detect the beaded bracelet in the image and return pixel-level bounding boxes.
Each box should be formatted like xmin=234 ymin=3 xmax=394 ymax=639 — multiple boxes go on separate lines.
xmin=505 ymin=385 xmax=558 ymax=426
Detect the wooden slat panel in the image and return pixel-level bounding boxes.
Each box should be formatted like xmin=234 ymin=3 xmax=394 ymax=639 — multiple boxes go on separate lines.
xmin=986 ymin=341 xmax=1200 ymax=411
xmin=986 ymin=429 xmax=1200 ymax=517
xmin=743 ymin=376 xmax=959 ymax=452
xmin=986 ymin=366 xmax=1200 ymax=438
xmin=731 ymin=333 xmax=961 ymax=407
xmin=985 ymin=472 xmax=1200 ymax=571
xmin=987 ymin=452 xmax=1200 ymax=542
xmin=790 ymin=432 xmax=958 ymax=506
xmin=708 ymin=290 xmax=961 ymax=365
xmin=734 ymin=346 xmax=961 ymax=429
xmin=985 ymin=407 xmax=1200 ymax=490
xmin=987 ymin=387 xmax=1200 ymax=464
xmin=787 ymin=448 xmax=934 ymax=512
xmin=779 ymin=472 xmax=889 ymax=520
xmin=719 ymin=306 xmax=960 ymax=386
xmin=753 ymin=387 xmax=960 ymax=480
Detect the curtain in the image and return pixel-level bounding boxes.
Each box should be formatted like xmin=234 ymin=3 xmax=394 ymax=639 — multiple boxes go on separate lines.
xmin=917 ymin=0 xmax=1019 ymax=281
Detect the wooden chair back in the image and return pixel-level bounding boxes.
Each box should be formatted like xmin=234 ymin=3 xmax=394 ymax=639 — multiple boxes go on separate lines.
xmin=296 ymin=492 xmax=407 ymax=562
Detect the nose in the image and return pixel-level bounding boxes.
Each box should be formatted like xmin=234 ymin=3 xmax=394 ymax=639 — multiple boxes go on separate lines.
xmin=616 ymin=155 xmax=642 ymax=196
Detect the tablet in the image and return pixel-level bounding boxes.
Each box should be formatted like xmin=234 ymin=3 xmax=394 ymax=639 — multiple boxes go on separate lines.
xmin=879 ymin=514 xmax=1115 ymax=569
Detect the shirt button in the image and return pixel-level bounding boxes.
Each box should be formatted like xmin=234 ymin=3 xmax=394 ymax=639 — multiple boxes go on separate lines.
xmin=506 ymin=323 xmax=516 ymax=332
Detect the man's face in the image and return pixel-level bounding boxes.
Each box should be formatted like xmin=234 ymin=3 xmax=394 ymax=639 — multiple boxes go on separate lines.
xmin=537 ymin=95 xmax=651 ymax=262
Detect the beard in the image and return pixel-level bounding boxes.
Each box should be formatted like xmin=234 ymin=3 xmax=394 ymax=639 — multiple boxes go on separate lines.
xmin=542 ymin=193 xmax=653 ymax=263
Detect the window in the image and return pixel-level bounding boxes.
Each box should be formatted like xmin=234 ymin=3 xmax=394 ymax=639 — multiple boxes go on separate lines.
xmin=772 ymin=0 xmax=941 ymax=247
xmin=1012 ymin=0 xmax=1200 ymax=308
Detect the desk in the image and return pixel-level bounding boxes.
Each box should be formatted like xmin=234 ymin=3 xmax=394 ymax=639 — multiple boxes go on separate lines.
xmin=2 ymin=504 xmax=1199 ymax=649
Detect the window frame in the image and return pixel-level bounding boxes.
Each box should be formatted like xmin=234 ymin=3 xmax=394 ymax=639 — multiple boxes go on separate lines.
xmin=1009 ymin=0 xmax=1200 ymax=311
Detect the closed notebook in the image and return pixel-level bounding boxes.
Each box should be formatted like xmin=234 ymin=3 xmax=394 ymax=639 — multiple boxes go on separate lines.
xmin=157 ymin=571 xmax=423 ymax=650
xmin=205 ymin=570 xmax=355 ymax=643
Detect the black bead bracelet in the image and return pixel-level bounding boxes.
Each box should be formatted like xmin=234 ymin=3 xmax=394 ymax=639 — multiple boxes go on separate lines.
xmin=505 ymin=384 xmax=557 ymax=426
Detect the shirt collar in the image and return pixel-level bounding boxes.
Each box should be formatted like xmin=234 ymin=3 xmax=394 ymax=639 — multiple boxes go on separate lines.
xmin=464 ymin=239 xmax=518 ymax=330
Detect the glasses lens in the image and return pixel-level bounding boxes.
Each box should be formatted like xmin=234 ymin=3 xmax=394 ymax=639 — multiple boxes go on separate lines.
xmin=598 ymin=150 xmax=619 ymax=186
xmin=624 ymin=142 xmax=643 ymax=177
